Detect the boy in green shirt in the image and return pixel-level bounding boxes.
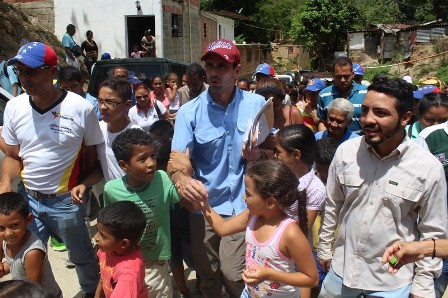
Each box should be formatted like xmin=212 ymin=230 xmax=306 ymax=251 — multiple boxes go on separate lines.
xmin=104 ymin=128 xmax=180 ymax=298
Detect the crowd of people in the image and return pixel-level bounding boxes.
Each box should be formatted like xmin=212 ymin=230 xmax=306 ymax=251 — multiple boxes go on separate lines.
xmin=0 ymin=35 xmax=447 ymax=298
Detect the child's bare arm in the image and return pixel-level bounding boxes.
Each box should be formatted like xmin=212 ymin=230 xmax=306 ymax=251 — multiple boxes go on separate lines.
xmin=94 ymin=278 xmax=104 ymax=298
xmin=23 ymin=249 xmax=46 ymax=283
xmin=201 ymin=202 xmax=249 ymax=236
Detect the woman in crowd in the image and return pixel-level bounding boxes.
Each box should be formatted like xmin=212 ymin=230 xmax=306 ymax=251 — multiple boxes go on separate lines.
xmin=81 ymin=30 xmax=98 ymax=74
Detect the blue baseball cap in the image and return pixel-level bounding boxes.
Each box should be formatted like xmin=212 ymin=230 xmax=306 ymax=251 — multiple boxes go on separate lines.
xmin=353 ymin=63 xmax=364 ymax=76
xmin=255 ymin=63 xmax=275 ymax=76
xmin=304 ymin=78 xmax=326 ymax=92
xmin=413 ymin=85 xmax=442 ymax=100
xmin=101 ymin=52 xmax=111 ymax=60
xmin=9 ymin=42 xmax=57 ymax=68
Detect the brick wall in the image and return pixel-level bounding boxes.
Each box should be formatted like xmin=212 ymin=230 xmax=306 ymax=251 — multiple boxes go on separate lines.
xmin=5 ymin=0 xmax=54 ymax=32
xmin=163 ymin=0 xmax=202 ymax=63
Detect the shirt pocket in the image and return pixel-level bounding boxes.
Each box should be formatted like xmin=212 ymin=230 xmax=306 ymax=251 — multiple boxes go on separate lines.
xmin=382 ymin=182 xmax=422 ymax=219
xmin=338 ymin=173 xmax=364 ymax=204
xmin=194 ymin=127 xmax=225 ymax=165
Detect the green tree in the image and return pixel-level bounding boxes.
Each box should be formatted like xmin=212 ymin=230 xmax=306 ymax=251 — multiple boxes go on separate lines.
xmin=290 ymin=0 xmax=360 ymax=70
xmin=251 ymin=0 xmax=305 ymax=43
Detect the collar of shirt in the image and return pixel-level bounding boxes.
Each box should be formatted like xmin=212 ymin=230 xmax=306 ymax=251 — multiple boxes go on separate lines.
xmin=363 ymin=134 xmax=411 ymax=159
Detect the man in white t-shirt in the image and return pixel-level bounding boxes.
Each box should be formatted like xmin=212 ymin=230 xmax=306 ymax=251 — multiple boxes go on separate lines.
xmin=0 ymin=42 xmax=103 ymax=297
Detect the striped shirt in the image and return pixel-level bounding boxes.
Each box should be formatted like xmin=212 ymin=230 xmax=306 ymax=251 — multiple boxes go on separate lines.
xmin=317 ymin=82 xmax=367 ymax=134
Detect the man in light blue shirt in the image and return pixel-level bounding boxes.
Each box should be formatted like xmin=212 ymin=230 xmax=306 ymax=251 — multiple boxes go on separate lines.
xmin=169 ymin=39 xmax=266 ymax=298
xmin=0 ymin=50 xmax=21 ymax=97
xmin=62 ymin=24 xmax=80 ymax=69
xmin=317 ymin=57 xmax=367 ymax=134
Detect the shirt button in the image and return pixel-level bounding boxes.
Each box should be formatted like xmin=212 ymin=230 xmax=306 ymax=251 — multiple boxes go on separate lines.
xmin=226 ymin=131 xmax=229 ymax=134
xmin=364 ymin=221 xmax=367 ymax=225
xmin=370 ymin=201 xmax=373 ymax=205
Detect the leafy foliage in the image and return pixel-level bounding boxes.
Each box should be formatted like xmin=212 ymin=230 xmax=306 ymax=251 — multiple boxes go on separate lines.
xmin=289 ymin=0 xmax=360 ymax=70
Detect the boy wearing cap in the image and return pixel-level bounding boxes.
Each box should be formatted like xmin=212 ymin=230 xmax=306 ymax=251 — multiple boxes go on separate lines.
xmin=254 ymin=63 xmax=275 ymax=82
xmin=169 ymin=39 xmax=268 ymax=297
xmin=352 ymin=63 xmax=364 ymax=85
xmin=0 ymin=42 xmax=103 ymax=298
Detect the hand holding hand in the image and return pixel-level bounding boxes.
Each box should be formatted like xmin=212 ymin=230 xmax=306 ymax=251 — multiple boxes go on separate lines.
xmin=168 ymin=148 xmax=193 ymax=177
xmin=175 ymin=176 xmax=208 ymax=203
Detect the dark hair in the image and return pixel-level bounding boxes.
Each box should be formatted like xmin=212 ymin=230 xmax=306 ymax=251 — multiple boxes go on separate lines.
xmin=0 ymin=192 xmax=29 ymax=219
xmin=418 ymin=92 xmax=448 ymax=116
xmin=255 ymin=77 xmax=285 ymax=101
xmin=112 ymin=66 xmax=128 ymax=77
xmin=148 ymin=119 xmax=174 ymax=139
xmin=86 ymin=30 xmax=93 ymax=37
xmin=332 ymin=56 xmax=353 ymax=72
xmin=316 ymin=138 xmax=339 ymax=165
xmin=57 ymin=66 xmax=82 ymax=83
xmin=99 ymin=77 xmax=132 ymax=101
xmin=276 ymin=124 xmax=317 ymax=168
xmin=237 ymin=77 xmax=249 ymax=85
xmin=0 ymin=280 xmax=52 ymax=298
xmin=98 ymin=201 xmax=146 ymax=243
xmin=151 ymin=75 xmax=164 ymax=88
xmin=186 ymin=63 xmax=205 ymax=79
xmin=247 ymin=160 xmax=308 ymax=235
xmin=152 ymin=137 xmax=171 ymax=171
xmin=133 ymin=83 xmax=150 ymax=93
xmin=368 ymin=75 xmax=414 ymax=117
xmin=112 ymin=128 xmax=153 ymax=163
xmin=165 ymin=73 xmax=178 ymax=87
xmin=66 ymin=24 xmax=75 ymax=31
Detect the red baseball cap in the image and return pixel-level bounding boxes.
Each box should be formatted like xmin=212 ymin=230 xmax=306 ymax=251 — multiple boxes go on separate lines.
xmin=201 ymin=39 xmax=240 ymax=65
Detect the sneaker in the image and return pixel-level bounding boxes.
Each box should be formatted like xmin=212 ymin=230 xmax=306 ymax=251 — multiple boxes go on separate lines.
xmin=65 ymin=260 xmax=75 ymax=269
xmin=50 ymin=236 xmax=66 ymax=252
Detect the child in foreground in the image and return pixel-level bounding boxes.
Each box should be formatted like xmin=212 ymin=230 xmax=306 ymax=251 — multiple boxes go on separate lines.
xmin=105 ymin=128 xmax=181 ymax=297
xmin=0 ymin=192 xmax=61 ymax=297
xmin=200 ymin=160 xmax=318 ymax=297
xmin=94 ymin=201 xmax=148 ymax=298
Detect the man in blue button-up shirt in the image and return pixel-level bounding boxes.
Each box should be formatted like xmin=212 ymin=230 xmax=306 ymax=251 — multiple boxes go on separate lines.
xmin=170 ymin=39 xmax=266 ymax=297
xmin=317 ymin=57 xmax=367 ymax=134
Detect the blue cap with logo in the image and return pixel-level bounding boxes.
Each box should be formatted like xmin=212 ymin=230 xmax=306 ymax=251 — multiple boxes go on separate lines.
xmin=304 ymin=78 xmax=326 ymax=92
xmin=353 ymin=63 xmax=364 ymax=76
xmin=255 ymin=63 xmax=275 ymax=76
xmin=413 ymin=85 xmax=442 ymax=100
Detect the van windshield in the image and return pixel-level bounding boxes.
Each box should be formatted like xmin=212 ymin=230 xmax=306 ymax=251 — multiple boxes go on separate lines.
xmin=88 ymin=64 xmax=162 ymax=97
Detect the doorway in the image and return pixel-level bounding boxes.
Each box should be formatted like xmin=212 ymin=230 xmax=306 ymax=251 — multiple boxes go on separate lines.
xmin=126 ymin=16 xmax=155 ymax=58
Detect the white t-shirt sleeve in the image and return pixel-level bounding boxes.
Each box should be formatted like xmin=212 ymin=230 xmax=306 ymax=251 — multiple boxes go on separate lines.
xmin=83 ymin=106 xmax=104 ymax=146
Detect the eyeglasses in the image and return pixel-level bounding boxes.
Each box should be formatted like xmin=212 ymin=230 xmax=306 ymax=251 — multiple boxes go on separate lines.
xmin=96 ymin=99 xmax=125 ymax=108
xmin=135 ymin=95 xmax=149 ymax=100
xmin=13 ymin=65 xmax=51 ymax=76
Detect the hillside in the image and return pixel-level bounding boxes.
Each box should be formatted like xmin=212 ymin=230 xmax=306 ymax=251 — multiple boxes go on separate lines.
xmin=0 ymin=2 xmax=65 ymax=64
xmin=353 ymin=36 xmax=448 ymax=84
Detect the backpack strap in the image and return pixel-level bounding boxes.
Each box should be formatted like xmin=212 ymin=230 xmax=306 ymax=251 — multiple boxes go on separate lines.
xmin=153 ymin=100 xmax=163 ymax=119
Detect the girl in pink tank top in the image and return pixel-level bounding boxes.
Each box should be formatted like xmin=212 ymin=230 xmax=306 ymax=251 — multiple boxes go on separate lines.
xmin=199 ymin=160 xmax=318 ymax=297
